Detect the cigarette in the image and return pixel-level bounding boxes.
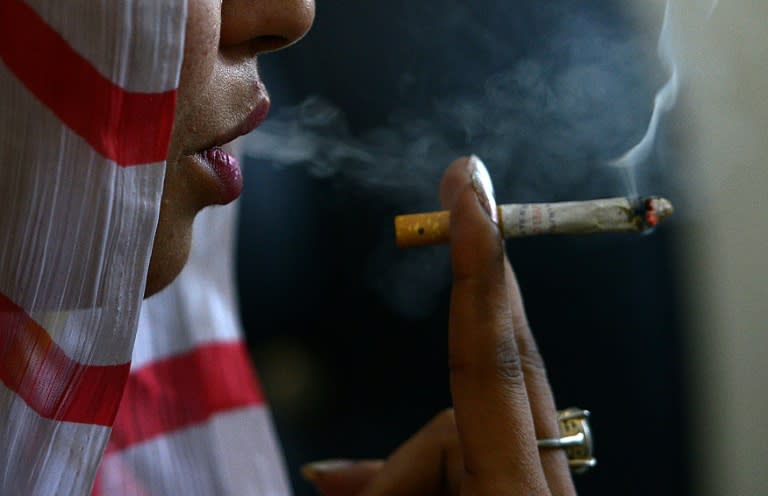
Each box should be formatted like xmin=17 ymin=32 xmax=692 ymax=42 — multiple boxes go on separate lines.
xmin=394 ymin=196 xmax=674 ymax=248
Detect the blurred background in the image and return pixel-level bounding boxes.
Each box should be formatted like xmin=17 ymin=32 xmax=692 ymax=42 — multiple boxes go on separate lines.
xmin=234 ymin=0 xmax=767 ymax=495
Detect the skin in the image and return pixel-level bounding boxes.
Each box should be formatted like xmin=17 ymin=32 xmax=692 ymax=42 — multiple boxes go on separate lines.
xmin=152 ymin=2 xmax=576 ymax=494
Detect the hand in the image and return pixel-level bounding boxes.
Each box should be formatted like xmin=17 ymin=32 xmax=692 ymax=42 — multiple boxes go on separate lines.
xmin=303 ymin=156 xmax=576 ymax=496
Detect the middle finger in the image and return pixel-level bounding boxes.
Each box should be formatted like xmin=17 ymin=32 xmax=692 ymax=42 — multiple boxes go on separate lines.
xmin=502 ymin=259 xmax=575 ymax=495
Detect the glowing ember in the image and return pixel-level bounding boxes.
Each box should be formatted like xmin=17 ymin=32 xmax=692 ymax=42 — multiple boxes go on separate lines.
xmin=645 ymin=198 xmax=660 ymax=227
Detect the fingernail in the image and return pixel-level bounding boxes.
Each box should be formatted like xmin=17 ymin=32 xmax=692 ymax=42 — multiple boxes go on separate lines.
xmin=468 ymin=155 xmax=498 ymax=224
xmin=301 ymin=459 xmax=357 ymax=482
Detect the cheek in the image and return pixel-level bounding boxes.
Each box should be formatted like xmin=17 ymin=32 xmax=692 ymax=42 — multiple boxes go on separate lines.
xmin=175 ymin=0 xmax=221 ymax=125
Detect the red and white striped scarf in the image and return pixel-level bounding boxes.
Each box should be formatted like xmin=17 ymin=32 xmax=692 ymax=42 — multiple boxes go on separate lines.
xmin=0 ymin=1 xmax=289 ymax=493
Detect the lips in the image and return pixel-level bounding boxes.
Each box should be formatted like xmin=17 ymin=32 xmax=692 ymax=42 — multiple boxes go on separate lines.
xmin=196 ymin=146 xmax=243 ymax=204
xmin=194 ymin=98 xmax=270 ymax=204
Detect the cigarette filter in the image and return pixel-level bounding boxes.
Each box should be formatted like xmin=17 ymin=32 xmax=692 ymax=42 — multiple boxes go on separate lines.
xmin=395 ymin=196 xmax=674 ymax=248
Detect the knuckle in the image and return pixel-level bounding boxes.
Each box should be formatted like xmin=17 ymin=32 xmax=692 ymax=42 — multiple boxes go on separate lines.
xmin=520 ymin=351 xmax=548 ymax=384
xmin=450 ymin=323 xmax=530 ymax=389
xmin=518 ymin=333 xmax=548 ymax=378
xmin=495 ymin=333 xmax=525 ymax=386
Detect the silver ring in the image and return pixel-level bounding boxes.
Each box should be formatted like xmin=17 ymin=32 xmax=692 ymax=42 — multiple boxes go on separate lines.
xmin=537 ymin=407 xmax=596 ymax=474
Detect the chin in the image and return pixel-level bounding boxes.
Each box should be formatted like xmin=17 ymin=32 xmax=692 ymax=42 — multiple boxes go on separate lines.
xmin=144 ymin=218 xmax=193 ymax=298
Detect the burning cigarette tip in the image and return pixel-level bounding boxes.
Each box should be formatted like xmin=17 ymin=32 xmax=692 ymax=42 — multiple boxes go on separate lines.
xmin=394 ymin=196 xmax=674 ymax=248
xmin=640 ymin=197 xmax=673 ymax=229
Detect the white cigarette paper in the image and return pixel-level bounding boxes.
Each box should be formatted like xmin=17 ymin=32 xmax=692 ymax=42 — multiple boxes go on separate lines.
xmin=394 ymin=196 xmax=674 ymax=248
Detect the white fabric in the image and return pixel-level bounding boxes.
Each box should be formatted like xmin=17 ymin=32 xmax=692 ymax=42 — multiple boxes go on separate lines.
xmin=0 ymin=1 xmax=290 ymax=494
xmin=23 ymin=0 xmax=184 ymax=93
xmin=131 ymin=204 xmax=244 ymax=370
xmin=100 ymin=406 xmax=291 ymax=496
xmin=99 ymin=202 xmax=292 ymax=495
xmin=1 ymin=2 xmax=186 ymax=491
xmin=0 ymin=381 xmax=112 ymax=495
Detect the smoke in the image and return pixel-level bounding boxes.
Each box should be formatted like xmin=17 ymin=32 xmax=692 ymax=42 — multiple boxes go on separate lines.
xmin=246 ymin=10 xmax=668 ymax=199
xmin=611 ymin=1 xmax=681 ymax=198
xmin=610 ymin=0 xmax=721 ymax=201
xmin=242 ymin=1 xmax=674 ymax=318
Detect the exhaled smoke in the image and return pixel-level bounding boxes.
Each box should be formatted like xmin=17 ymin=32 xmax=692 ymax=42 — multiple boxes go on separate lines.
xmin=245 ymin=13 xmax=664 ymax=204
xmin=242 ymin=2 xmax=671 ymax=317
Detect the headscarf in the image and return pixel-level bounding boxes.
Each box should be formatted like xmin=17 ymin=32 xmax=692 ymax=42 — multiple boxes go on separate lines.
xmin=0 ymin=1 xmax=289 ymax=494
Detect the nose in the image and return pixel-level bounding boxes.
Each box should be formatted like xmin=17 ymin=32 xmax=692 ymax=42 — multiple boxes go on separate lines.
xmin=220 ymin=0 xmax=315 ymax=53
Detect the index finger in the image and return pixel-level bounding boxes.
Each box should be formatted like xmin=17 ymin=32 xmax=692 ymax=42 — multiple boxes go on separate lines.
xmin=440 ymin=156 xmax=549 ymax=494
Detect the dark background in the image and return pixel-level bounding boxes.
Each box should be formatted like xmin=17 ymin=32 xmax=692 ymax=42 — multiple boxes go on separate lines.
xmin=237 ymin=1 xmax=689 ymax=494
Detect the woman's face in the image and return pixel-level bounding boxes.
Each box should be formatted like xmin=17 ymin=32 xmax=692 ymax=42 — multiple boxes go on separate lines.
xmin=145 ymin=0 xmax=315 ymax=296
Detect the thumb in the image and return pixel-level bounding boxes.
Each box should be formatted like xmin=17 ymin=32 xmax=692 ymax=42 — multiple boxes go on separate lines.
xmin=301 ymin=460 xmax=384 ymax=496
